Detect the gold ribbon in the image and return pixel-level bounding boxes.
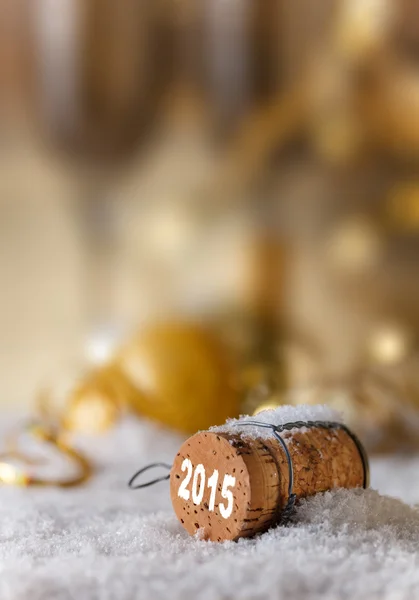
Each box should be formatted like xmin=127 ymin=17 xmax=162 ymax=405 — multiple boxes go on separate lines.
xmin=0 ymin=421 xmax=91 ymax=487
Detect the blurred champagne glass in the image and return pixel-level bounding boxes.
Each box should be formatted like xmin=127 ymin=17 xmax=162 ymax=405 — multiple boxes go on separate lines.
xmin=10 ymin=0 xmax=289 ymax=371
xmin=25 ymin=0 xmax=166 ymax=351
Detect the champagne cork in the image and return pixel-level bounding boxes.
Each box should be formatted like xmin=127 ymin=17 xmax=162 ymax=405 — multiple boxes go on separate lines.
xmin=170 ymin=416 xmax=368 ymax=541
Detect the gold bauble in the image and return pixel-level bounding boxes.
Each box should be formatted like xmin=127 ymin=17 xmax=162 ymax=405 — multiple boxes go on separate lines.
xmin=117 ymin=322 xmax=239 ymax=433
xmin=64 ymin=390 xmax=120 ymax=434
xmin=63 ymin=365 xmax=138 ymax=434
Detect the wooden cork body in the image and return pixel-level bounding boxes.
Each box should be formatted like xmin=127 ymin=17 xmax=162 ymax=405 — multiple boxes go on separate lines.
xmin=170 ymin=423 xmax=367 ymax=541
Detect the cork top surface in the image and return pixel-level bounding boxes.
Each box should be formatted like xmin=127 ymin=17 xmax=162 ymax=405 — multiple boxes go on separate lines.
xmin=170 ymin=431 xmax=251 ymax=541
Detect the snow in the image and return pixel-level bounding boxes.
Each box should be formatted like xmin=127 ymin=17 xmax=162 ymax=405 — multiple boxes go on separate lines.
xmin=211 ymin=404 xmax=341 ymax=439
xmin=0 ymin=411 xmax=418 ymax=600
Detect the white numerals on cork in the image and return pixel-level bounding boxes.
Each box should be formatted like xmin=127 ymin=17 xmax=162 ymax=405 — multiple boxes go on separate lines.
xmin=177 ymin=458 xmax=236 ymax=519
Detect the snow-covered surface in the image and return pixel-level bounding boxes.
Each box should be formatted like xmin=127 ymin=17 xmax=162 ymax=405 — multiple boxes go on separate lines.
xmin=0 ymin=412 xmax=419 ymax=600
xmin=211 ymin=404 xmax=341 ymax=439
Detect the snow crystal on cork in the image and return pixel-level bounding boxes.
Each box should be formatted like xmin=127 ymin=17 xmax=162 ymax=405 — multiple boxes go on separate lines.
xmin=211 ymin=404 xmax=342 ymax=439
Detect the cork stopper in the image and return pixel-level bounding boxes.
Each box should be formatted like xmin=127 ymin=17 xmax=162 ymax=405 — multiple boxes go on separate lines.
xmin=170 ymin=423 xmax=367 ymax=541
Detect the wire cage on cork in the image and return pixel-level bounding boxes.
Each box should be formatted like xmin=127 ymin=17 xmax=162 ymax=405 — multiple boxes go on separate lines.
xmin=168 ymin=407 xmax=369 ymax=542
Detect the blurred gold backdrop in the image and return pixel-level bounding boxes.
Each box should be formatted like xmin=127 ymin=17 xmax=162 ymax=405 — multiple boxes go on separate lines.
xmin=1 ymin=0 xmax=419 ymax=454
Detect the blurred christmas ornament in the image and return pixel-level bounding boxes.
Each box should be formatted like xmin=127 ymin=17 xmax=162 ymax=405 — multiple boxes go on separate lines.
xmin=38 ymin=358 xmax=138 ymax=435
xmin=63 ymin=391 xmax=120 ymax=434
xmin=62 ymin=365 xmax=138 ymax=434
xmin=117 ymin=322 xmax=240 ymax=433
